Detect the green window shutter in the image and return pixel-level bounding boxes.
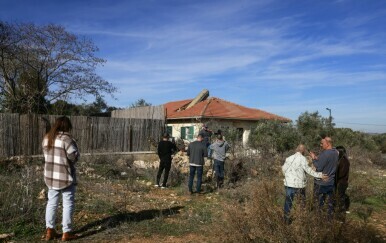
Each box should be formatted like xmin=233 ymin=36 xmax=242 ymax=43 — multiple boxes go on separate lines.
xmin=167 ymin=126 xmax=173 ymax=136
xmin=188 ymin=126 xmax=194 ymax=140
xmin=181 ymin=127 xmax=186 ymax=139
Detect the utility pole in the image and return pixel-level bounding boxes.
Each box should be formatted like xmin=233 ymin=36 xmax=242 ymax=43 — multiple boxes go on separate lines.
xmin=326 ymin=108 xmax=332 ymax=126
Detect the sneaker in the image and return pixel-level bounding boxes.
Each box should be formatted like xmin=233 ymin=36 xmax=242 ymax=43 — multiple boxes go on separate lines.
xmin=44 ymin=228 xmax=57 ymax=241
xmin=62 ymin=232 xmax=78 ymax=241
xmin=161 ymin=185 xmax=167 ymax=189
xmin=154 ymin=184 xmax=160 ymax=187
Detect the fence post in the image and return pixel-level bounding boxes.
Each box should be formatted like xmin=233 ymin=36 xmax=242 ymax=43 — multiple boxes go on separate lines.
xmin=129 ymin=125 xmax=133 ymax=152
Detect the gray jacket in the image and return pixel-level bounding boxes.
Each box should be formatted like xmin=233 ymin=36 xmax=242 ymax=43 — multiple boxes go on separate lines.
xmin=187 ymin=140 xmax=207 ymax=166
xmin=209 ymin=140 xmax=230 ymax=161
xmin=313 ymin=149 xmax=338 ymax=186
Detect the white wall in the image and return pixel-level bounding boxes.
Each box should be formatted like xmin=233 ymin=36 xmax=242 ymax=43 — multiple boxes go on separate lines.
xmin=166 ymin=119 xmax=257 ymax=146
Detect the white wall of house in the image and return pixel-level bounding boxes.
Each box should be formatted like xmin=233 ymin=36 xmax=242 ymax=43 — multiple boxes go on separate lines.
xmin=166 ymin=119 xmax=258 ymax=146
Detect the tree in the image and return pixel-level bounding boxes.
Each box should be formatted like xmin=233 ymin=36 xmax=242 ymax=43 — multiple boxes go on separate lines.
xmin=49 ymin=96 xmax=119 ymax=116
xmin=130 ymin=98 xmax=151 ymax=108
xmin=373 ymin=133 xmax=386 ymax=153
xmin=79 ymin=96 xmax=109 ymax=116
xmin=248 ymin=120 xmax=300 ymax=156
xmin=0 ymin=21 xmax=116 ymax=113
xmin=49 ymin=100 xmax=81 ymax=115
xmin=296 ymin=111 xmax=332 ymax=150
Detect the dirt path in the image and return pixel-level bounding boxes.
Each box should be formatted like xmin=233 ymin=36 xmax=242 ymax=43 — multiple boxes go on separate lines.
xmin=71 ymin=184 xmax=219 ymax=242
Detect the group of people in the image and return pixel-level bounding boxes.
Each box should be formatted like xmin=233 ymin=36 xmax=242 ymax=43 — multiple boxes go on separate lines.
xmin=282 ymin=136 xmax=350 ymax=223
xmin=41 ymin=116 xmax=350 ymax=240
xmin=155 ymin=124 xmax=230 ymax=194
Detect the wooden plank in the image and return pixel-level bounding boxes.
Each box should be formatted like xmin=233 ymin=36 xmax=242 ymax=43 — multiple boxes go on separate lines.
xmin=0 ymin=113 xmax=165 ymax=157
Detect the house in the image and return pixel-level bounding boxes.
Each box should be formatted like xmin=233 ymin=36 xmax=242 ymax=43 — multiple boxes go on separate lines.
xmin=164 ymin=90 xmax=290 ymax=146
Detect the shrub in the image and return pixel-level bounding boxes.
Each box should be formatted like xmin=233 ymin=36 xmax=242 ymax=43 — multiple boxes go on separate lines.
xmin=0 ymin=158 xmax=46 ymax=237
xmin=249 ymin=120 xmax=300 ymax=157
xmin=217 ymin=178 xmax=380 ymax=243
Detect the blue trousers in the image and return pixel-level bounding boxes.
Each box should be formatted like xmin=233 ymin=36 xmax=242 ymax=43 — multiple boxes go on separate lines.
xmin=314 ymin=183 xmax=335 ymax=218
xmin=188 ymin=166 xmax=203 ymax=193
xmin=213 ymin=159 xmax=224 ymax=179
xmin=46 ymin=184 xmax=76 ymax=233
xmin=284 ymin=186 xmax=305 ymax=222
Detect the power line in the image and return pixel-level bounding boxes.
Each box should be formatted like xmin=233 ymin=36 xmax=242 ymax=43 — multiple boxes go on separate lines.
xmin=335 ymin=121 xmax=386 ymax=127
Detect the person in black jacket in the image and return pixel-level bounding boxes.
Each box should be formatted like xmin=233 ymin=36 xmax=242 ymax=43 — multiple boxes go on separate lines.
xmin=199 ymin=124 xmax=213 ymax=157
xmin=156 ymin=133 xmax=177 ymax=188
xmin=335 ymin=145 xmax=350 ymax=214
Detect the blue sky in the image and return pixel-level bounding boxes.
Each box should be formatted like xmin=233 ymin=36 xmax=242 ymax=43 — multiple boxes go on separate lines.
xmin=1 ymin=0 xmax=386 ymax=133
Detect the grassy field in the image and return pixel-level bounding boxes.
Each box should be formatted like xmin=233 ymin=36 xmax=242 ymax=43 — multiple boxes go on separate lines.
xmin=0 ymin=154 xmax=385 ymax=242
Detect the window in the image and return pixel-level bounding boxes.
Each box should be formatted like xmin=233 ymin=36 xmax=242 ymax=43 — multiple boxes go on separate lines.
xmin=181 ymin=126 xmax=194 ymax=140
xmin=167 ymin=126 xmax=173 ymax=137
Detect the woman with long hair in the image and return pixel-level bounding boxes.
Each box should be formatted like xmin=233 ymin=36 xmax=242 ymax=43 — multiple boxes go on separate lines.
xmin=42 ymin=116 xmax=79 ymax=241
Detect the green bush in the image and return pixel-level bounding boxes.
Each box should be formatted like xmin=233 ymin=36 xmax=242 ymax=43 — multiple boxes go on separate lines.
xmin=248 ymin=120 xmax=300 ymax=156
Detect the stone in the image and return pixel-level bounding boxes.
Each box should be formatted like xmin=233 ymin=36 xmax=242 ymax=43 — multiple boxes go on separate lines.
xmin=37 ymin=189 xmax=46 ymax=200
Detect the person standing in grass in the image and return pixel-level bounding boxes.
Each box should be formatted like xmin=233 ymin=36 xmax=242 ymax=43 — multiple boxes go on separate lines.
xmin=282 ymin=144 xmax=328 ymax=224
xmin=187 ymin=134 xmax=208 ymax=194
xmin=335 ymin=145 xmax=350 ymax=216
xmin=155 ymin=133 xmax=177 ymax=188
xmin=42 ymin=116 xmax=80 ymax=241
xmin=209 ymin=134 xmax=230 ymax=189
xmin=310 ymin=137 xmax=339 ymax=218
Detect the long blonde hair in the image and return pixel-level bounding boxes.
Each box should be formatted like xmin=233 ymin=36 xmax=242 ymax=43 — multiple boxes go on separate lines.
xmin=45 ymin=116 xmax=73 ymax=149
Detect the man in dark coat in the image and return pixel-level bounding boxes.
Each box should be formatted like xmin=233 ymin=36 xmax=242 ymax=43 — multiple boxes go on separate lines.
xmin=335 ymin=145 xmax=350 ymax=214
xmin=198 ymin=124 xmax=212 ymax=157
xmin=156 ymin=133 xmax=177 ymax=188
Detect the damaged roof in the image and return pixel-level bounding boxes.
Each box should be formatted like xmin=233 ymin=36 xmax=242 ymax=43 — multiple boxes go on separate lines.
xmin=164 ymin=97 xmax=291 ymax=122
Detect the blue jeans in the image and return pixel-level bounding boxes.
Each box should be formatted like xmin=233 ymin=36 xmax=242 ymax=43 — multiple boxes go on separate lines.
xmin=188 ymin=166 xmax=203 ymax=193
xmin=45 ymin=184 xmax=76 ymax=232
xmin=284 ymin=186 xmax=305 ymax=222
xmin=314 ymin=183 xmax=335 ymax=218
xmin=213 ymin=159 xmax=224 ymax=179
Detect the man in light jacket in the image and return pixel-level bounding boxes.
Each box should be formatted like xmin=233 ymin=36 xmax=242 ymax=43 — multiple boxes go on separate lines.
xmin=282 ymin=144 xmax=328 ymax=224
xmin=209 ymin=134 xmax=230 ymax=189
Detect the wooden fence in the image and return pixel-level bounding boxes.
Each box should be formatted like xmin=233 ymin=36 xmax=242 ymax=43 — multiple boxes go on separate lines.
xmin=111 ymin=105 xmax=165 ymax=120
xmin=0 ymin=113 xmax=165 ymax=157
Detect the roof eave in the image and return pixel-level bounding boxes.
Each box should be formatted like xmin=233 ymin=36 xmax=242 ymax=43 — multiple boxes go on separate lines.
xmin=167 ymin=116 xmax=291 ymax=122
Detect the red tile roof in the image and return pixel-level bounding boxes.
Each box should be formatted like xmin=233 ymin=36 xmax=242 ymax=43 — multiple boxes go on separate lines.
xmin=164 ymin=97 xmax=291 ymax=122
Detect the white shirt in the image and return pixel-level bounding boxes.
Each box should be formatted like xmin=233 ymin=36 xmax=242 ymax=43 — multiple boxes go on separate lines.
xmin=282 ymin=152 xmax=323 ymax=188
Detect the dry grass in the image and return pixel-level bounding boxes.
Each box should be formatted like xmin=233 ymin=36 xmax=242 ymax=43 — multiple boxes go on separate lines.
xmin=216 ymin=177 xmax=383 ymax=243
xmin=0 ymin=152 xmax=385 ymax=242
